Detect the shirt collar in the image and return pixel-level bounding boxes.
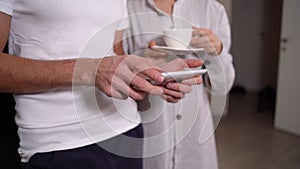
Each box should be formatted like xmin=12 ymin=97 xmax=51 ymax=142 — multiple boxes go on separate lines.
xmin=146 ymin=0 xmax=179 ymax=16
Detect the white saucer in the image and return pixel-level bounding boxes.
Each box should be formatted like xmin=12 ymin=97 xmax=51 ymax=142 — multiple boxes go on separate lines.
xmin=152 ymin=45 xmax=205 ymax=56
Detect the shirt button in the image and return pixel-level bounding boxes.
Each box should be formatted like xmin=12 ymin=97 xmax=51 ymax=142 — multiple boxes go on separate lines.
xmin=176 ymin=114 xmax=182 ymax=120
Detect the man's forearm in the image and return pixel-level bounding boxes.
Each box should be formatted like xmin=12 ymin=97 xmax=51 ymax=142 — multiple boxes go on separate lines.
xmin=0 ymin=53 xmax=93 ymax=93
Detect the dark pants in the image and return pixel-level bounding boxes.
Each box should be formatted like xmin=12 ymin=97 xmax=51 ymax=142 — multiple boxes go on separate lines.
xmin=21 ymin=124 xmax=143 ymax=169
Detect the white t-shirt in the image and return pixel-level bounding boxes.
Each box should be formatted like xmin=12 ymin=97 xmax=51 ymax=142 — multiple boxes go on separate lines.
xmin=124 ymin=0 xmax=235 ymax=169
xmin=0 ymin=0 xmax=140 ymax=162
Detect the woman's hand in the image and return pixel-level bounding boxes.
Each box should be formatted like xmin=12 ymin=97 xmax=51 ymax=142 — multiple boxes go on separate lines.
xmin=191 ymin=27 xmax=223 ymax=56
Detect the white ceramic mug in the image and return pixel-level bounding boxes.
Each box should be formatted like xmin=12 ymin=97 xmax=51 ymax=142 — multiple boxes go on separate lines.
xmin=163 ymin=28 xmax=192 ymax=49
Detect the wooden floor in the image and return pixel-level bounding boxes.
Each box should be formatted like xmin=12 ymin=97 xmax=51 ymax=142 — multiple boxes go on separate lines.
xmin=215 ymin=92 xmax=300 ymax=169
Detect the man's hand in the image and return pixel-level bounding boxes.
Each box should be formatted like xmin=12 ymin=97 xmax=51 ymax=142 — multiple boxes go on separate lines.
xmin=146 ymin=41 xmax=204 ymax=102
xmin=191 ymin=27 xmax=223 ymax=56
xmin=159 ymin=58 xmax=203 ymax=103
xmin=95 ymin=55 xmax=165 ymax=100
xmin=143 ymin=41 xmax=168 ymax=65
xmin=144 ymin=49 xmax=167 ymax=66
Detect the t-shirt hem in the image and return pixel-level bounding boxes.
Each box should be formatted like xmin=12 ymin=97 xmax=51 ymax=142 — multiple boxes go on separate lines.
xmin=20 ymin=122 xmax=139 ymax=163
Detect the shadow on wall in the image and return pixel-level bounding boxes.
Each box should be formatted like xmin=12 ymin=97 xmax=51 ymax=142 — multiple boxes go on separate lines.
xmin=1 ymin=43 xmax=21 ymax=169
xmin=230 ymin=85 xmax=276 ymax=114
xmin=231 ymin=0 xmax=282 ymax=91
xmin=0 ymin=93 xmax=20 ymax=169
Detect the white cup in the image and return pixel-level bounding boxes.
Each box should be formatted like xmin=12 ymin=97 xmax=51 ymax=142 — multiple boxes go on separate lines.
xmin=163 ymin=28 xmax=192 ymax=49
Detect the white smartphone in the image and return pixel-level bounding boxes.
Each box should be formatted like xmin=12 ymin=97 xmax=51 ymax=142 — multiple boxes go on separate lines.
xmin=149 ymin=68 xmax=207 ymax=85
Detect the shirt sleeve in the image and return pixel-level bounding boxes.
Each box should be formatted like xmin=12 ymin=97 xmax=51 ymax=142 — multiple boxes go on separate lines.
xmin=0 ymin=0 xmax=14 ymax=16
xmin=203 ymin=1 xmax=235 ymax=94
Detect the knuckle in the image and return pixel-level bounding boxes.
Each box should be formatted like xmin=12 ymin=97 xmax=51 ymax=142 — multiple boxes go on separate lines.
xmin=134 ymin=79 xmax=146 ymax=88
xmin=186 ymin=87 xmax=192 ymax=93
xmin=103 ymin=87 xmax=112 ymax=97
xmin=198 ymin=77 xmax=203 ymax=84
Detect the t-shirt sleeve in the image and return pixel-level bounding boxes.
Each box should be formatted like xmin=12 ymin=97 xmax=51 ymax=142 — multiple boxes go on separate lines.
xmin=0 ymin=0 xmax=14 ymax=16
xmin=116 ymin=0 xmax=129 ymax=31
xmin=116 ymin=17 xmax=129 ymax=31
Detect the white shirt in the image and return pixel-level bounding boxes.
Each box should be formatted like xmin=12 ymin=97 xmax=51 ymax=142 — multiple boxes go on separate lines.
xmin=0 ymin=0 xmax=140 ymax=162
xmin=124 ymin=0 xmax=235 ymax=169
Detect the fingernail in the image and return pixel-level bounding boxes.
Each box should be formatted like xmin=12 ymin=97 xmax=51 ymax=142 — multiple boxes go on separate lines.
xmin=157 ymin=75 xmax=164 ymax=82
